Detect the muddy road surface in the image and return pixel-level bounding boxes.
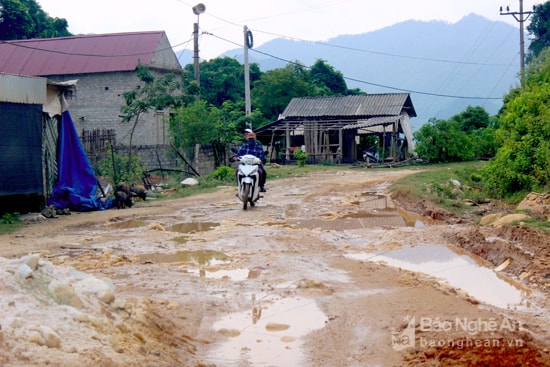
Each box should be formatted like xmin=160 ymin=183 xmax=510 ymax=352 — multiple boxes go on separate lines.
xmin=1 ymin=168 xmax=549 ymax=366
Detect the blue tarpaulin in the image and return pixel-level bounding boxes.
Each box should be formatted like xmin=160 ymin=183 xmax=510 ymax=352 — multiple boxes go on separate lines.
xmin=47 ymin=110 xmax=114 ymax=211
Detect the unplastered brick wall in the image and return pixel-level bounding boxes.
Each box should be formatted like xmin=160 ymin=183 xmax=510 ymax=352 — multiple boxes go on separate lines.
xmin=194 ymin=144 xmax=217 ymax=176
xmin=50 ymin=71 xmax=170 ymax=147
xmin=112 ymin=145 xmax=179 ymax=172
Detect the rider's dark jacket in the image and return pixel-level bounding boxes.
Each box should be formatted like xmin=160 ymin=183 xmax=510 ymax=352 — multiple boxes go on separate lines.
xmin=236 ymin=139 xmax=266 ymax=163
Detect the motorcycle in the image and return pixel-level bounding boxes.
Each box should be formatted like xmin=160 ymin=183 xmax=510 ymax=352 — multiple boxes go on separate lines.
xmin=362 ymin=145 xmax=380 ymax=163
xmin=235 ymin=154 xmax=263 ymax=210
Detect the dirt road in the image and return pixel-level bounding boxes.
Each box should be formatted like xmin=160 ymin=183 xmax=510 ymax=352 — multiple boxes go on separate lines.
xmin=1 ymin=168 xmax=549 ymax=366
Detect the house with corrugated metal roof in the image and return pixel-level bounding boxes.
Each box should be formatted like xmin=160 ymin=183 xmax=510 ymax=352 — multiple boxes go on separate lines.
xmin=255 ymin=94 xmax=417 ymax=164
xmin=0 ymin=31 xmax=181 ymax=168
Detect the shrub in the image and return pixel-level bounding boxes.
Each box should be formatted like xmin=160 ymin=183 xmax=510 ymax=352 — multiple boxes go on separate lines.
xmin=1 ymin=212 xmax=20 ymax=224
xmin=96 ymin=147 xmax=146 ymax=185
xmin=293 ymin=148 xmax=308 ymax=166
xmin=206 ymin=166 xmax=235 ymax=182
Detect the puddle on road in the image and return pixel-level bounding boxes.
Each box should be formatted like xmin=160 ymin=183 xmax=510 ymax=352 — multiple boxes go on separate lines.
xmin=169 ymin=235 xmax=188 ymax=243
xmin=359 ymin=192 xmax=395 ymax=210
xmin=187 ymin=268 xmax=251 ymax=281
xmin=346 ymin=245 xmax=529 ymax=310
xmin=209 ymin=296 xmax=327 ymax=367
xmin=296 ymin=193 xmax=431 ymax=230
xmin=139 ymin=250 xmax=231 ymax=266
xmin=169 ymin=222 xmax=219 ymax=233
xmin=107 ymin=218 xmax=147 ymax=229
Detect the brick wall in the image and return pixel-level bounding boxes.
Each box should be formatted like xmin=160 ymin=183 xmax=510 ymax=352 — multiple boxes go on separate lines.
xmin=194 ymin=144 xmax=217 ymax=176
xmin=50 ymin=71 xmax=170 ymax=147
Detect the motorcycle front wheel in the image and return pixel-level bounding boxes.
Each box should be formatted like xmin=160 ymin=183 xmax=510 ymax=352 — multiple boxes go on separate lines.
xmin=242 ymin=183 xmax=251 ymax=210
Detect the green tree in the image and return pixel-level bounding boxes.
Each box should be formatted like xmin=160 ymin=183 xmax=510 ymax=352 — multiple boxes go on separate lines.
xmin=179 ymin=57 xmax=358 ymax=128
xmin=413 ymin=118 xmax=475 ymax=162
xmin=0 ymin=0 xmax=71 ymax=40
xmin=449 ymin=106 xmax=498 ymax=159
xmin=527 ymin=2 xmax=550 ymax=62
xmin=171 ymin=100 xmax=220 ymax=148
xmin=470 ymin=126 xmax=499 ymax=159
xmin=120 ymin=66 xmax=190 ymax=172
xmin=483 ymin=49 xmax=550 ymax=197
xmin=252 ymin=62 xmax=314 ymax=122
xmin=170 ymin=100 xmax=238 ymax=166
xmin=450 ymin=105 xmax=490 ymax=132
xmin=309 ymin=59 xmax=348 ymax=95
xmin=183 ymin=57 xmax=261 ymax=108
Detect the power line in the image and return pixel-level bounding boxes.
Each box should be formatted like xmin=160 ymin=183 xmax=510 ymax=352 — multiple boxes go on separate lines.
xmin=500 ymin=0 xmax=535 ymax=80
xmin=249 ymin=29 xmax=514 ymax=67
xmin=0 ymin=17 xmax=511 ymax=101
xmin=206 ymin=32 xmax=503 ymax=101
xmin=176 ymin=0 xmax=513 ymax=67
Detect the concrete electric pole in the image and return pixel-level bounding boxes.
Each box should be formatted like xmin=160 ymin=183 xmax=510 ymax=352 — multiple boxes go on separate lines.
xmin=192 ymin=3 xmax=206 ymax=86
xmin=244 ymin=26 xmax=253 ymax=116
xmin=500 ymin=0 xmax=535 ymax=82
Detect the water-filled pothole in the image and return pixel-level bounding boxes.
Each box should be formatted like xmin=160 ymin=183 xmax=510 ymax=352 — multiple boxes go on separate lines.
xmin=139 ymin=250 xmax=230 ymax=266
xmin=346 ymin=245 xmax=530 ymax=309
xmin=107 ymin=218 xmax=146 ymax=229
xmin=187 ymin=268 xmax=251 ymax=281
xmin=296 ymin=194 xmax=432 ymax=230
xmin=210 ymin=295 xmax=327 ymax=366
xmin=169 ymin=222 xmax=219 ymax=233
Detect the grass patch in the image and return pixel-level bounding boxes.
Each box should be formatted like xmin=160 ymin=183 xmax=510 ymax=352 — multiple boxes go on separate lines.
xmin=389 ymin=161 xmax=492 ymax=213
xmin=389 ymin=161 xmax=549 ymax=231
xmin=511 ymin=216 xmax=550 ymax=233
xmin=0 ymin=212 xmax=24 ymax=235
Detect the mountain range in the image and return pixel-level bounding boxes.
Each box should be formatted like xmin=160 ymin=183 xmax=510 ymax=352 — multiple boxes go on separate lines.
xmin=179 ymin=14 xmax=525 ymax=131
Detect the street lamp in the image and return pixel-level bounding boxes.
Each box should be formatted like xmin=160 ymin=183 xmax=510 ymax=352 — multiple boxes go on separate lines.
xmin=192 ymin=3 xmax=206 ymax=86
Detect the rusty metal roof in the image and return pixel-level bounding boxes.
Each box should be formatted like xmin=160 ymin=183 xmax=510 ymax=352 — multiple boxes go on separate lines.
xmin=255 ymin=93 xmax=416 ymax=139
xmin=342 ymin=116 xmax=399 ymax=130
xmin=281 ymin=94 xmax=416 ymax=120
xmin=0 ymin=31 xmax=169 ymax=76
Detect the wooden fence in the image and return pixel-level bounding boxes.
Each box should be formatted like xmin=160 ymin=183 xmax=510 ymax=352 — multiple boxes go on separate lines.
xmin=81 ymin=129 xmax=116 ymax=166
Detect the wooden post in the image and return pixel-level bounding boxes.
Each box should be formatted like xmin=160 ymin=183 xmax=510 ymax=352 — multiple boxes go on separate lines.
xmin=382 ymin=125 xmax=386 ymax=162
xmin=285 ymin=123 xmax=291 ymax=161
xmin=338 ymin=125 xmax=343 ymax=163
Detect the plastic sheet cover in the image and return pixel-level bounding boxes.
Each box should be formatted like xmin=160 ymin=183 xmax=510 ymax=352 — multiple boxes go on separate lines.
xmin=47 ymin=110 xmax=114 ymax=211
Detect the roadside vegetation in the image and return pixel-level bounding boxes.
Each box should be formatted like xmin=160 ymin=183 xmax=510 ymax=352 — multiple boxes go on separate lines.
xmin=0 ymin=212 xmax=23 ymax=235
xmin=388 ymin=162 xmax=490 ymax=213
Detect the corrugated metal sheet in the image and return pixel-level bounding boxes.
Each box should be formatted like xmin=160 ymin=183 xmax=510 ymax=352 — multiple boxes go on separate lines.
xmin=0 ymin=73 xmax=46 ymax=104
xmin=0 ymin=31 xmax=165 ymax=76
xmin=342 ymin=116 xmax=398 ymax=130
xmin=281 ymin=94 xmax=416 ymax=119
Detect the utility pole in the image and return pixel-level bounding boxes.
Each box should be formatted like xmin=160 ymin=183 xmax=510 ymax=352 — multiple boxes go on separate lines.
xmin=243 ymin=26 xmax=253 ymax=116
xmin=192 ymin=3 xmax=206 ymax=86
xmin=193 ymin=22 xmax=200 ymax=84
xmin=500 ymin=0 xmax=534 ymax=82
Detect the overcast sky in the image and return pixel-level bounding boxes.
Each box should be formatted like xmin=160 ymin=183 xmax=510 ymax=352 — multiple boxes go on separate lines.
xmin=37 ymin=0 xmax=538 ymax=60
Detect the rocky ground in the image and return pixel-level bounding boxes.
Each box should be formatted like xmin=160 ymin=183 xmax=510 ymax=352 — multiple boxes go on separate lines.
xmin=0 ymin=168 xmax=548 ymax=366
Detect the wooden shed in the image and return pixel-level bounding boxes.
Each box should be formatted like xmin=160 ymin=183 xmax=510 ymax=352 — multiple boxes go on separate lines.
xmin=0 ymin=74 xmax=76 ymax=213
xmin=255 ymin=94 xmax=417 ymax=164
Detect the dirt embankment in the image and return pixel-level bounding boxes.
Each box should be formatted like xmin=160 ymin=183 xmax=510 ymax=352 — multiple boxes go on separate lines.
xmin=392 ymin=190 xmax=550 ymax=295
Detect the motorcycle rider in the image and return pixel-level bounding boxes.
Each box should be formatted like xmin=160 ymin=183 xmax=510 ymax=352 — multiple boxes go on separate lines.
xmin=231 ymin=128 xmax=267 ymax=192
